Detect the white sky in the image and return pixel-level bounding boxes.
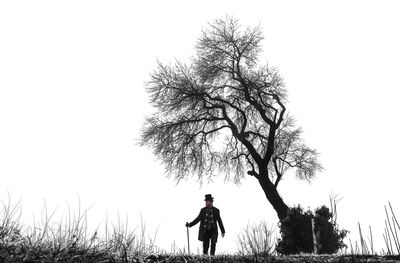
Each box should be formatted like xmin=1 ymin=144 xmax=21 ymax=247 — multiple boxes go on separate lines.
xmin=1 ymin=0 xmax=400 ymax=255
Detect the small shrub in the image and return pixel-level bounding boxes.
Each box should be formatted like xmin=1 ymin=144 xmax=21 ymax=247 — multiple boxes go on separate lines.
xmin=236 ymin=220 xmax=276 ymax=256
xmin=277 ymin=205 xmax=348 ymax=255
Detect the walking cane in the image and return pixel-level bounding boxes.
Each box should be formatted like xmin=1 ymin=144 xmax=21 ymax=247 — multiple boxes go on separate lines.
xmin=186 ymin=225 xmax=190 ymax=255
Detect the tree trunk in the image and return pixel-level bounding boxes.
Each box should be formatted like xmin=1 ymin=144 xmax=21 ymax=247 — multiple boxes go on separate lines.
xmin=258 ymin=171 xmax=289 ymax=221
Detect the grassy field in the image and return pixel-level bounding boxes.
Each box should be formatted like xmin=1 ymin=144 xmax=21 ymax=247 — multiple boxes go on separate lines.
xmin=1 ymin=197 xmax=400 ymax=262
xmin=2 ymin=250 xmax=400 ymax=263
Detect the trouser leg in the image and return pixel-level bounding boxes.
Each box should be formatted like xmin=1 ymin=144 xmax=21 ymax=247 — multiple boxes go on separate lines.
xmin=203 ymin=231 xmax=211 ymax=255
xmin=203 ymin=238 xmax=210 ymax=255
xmin=210 ymin=240 xmax=216 ymax=255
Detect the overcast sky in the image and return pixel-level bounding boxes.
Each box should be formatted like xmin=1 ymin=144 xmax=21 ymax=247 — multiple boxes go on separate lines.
xmin=1 ymin=0 xmax=400 ymax=254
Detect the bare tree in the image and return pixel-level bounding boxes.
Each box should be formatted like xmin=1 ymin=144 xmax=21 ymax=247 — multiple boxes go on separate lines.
xmin=140 ymin=17 xmax=322 ymax=220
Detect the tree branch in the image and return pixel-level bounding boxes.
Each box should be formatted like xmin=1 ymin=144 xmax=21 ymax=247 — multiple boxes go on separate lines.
xmin=273 ymin=157 xmax=283 ymax=187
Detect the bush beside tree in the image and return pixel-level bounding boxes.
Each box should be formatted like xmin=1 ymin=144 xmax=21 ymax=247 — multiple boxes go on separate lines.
xmin=277 ymin=205 xmax=348 ymax=255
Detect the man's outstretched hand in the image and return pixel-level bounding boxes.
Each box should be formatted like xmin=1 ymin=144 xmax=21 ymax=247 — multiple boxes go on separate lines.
xmin=185 ymin=222 xmax=190 ymax=227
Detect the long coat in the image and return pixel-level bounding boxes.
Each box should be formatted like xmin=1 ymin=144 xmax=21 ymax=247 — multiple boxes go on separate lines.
xmin=188 ymin=206 xmax=225 ymax=242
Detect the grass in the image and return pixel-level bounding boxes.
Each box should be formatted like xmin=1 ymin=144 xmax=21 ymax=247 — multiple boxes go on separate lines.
xmin=1 ymin=195 xmax=400 ymax=262
xmin=347 ymin=202 xmax=400 ymax=256
xmin=0 ymin=196 xmax=161 ymax=262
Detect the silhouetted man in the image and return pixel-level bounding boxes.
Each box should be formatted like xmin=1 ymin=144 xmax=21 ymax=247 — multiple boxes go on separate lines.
xmin=185 ymin=194 xmax=225 ymax=256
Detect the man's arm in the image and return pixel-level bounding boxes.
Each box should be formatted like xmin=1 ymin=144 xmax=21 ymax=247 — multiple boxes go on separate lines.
xmin=186 ymin=209 xmax=202 ymax=227
xmin=216 ymin=209 xmax=225 ymax=236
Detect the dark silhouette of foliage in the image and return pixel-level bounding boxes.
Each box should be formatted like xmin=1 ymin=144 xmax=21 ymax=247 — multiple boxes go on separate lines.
xmin=140 ymin=16 xmax=322 ymax=220
xmin=277 ymin=205 xmax=348 ymax=255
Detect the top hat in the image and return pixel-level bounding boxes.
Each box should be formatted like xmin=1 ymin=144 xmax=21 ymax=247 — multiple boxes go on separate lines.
xmin=204 ymin=194 xmax=214 ymax=201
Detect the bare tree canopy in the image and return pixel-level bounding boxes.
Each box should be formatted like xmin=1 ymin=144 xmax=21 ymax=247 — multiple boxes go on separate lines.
xmin=140 ymin=16 xmax=322 ymax=220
